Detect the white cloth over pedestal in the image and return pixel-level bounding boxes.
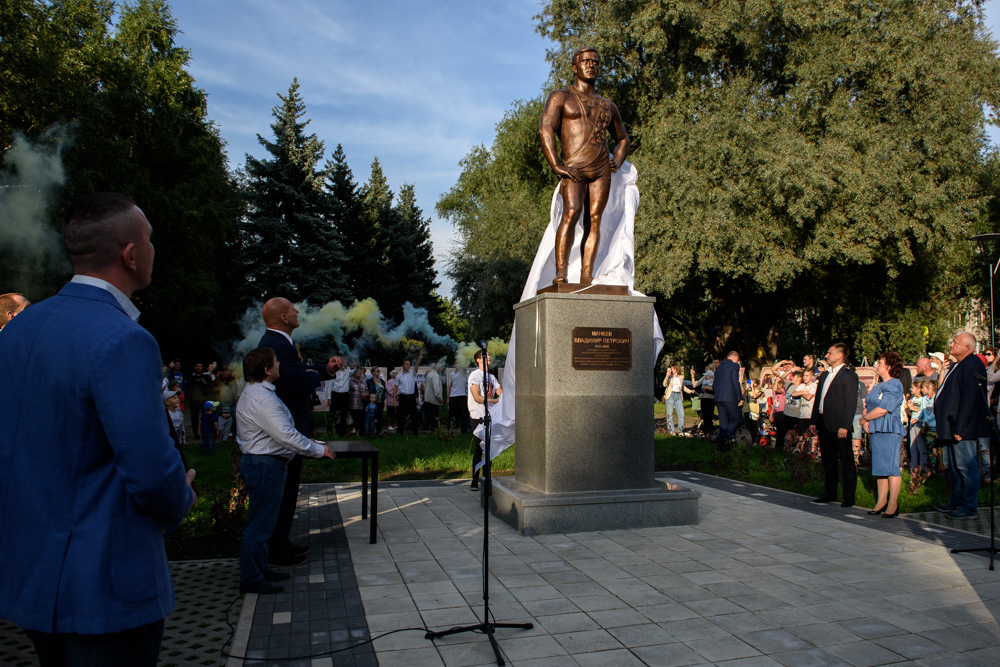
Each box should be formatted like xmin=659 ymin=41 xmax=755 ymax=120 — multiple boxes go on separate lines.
xmin=476 ymin=161 xmax=665 ymax=468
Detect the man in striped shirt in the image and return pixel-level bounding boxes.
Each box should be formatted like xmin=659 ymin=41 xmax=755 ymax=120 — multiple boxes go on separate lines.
xmin=236 ymin=347 xmax=335 ymax=595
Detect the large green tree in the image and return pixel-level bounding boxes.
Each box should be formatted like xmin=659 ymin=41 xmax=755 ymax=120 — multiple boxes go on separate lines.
xmin=0 ymin=0 xmax=240 ymax=361
xmin=238 ymin=80 xmax=351 ymax=306
xmin=445 ymin=0 xmax=1000 ymax=361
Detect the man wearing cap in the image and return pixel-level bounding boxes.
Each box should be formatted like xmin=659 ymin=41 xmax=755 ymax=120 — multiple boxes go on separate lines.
xmin=200 ymin=401 xmax=219 ymax=455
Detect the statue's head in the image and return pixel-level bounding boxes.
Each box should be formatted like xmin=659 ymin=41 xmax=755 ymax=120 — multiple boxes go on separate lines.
xmin=572 ymin=46 xmax=600 ymax=83
xmin=572 ymin=46 xmax=599 ymax=67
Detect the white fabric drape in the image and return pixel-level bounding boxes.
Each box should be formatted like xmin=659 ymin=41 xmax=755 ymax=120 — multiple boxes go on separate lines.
xmin=475 ymin=161 xmax=665 ymax=467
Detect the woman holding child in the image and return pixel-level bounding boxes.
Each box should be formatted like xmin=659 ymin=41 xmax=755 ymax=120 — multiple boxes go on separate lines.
xmin=861 ymin=351 xmax=906 ymax=518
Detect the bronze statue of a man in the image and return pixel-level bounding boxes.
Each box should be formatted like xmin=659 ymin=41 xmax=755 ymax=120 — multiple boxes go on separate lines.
xmin=539 ymin=46 xmax=630 ymax=286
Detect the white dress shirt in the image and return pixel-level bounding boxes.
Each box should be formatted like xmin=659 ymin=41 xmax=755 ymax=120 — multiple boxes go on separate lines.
xmin=396 ymin=368 xmax=417 ymax=395
xmin=71 ymin=275 xmax=140 ymax=321
xmin=236 ymin=381 xmax=326 ymax=459
xmin=818 ymin=363 xmax=843 ymax=414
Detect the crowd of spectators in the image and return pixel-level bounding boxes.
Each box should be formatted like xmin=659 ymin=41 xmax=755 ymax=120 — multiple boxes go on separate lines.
xmin=668 ymin=338 xmax=998 ymax=505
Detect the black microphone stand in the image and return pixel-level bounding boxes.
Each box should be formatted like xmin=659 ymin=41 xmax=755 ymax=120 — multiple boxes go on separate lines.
xmin=425 ymin=341 xmax=533 ymax=664
xmin=950 ymin=375 xmax=997 ymax=570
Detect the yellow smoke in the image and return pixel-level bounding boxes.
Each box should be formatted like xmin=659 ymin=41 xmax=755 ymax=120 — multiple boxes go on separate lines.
xmin=454 ymin=338 xmax=509 ymax=369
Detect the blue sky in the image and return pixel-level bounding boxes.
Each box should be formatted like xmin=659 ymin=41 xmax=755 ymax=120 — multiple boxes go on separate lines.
xmin=168 ymin=1 xmax=1000 ymax=302
xmin=169 ymin=0 xmax=554 ymax=300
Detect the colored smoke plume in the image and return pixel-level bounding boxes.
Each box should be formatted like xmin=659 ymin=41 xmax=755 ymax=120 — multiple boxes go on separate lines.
xmin=0 ymin=125 xmax=74 ymax=296
xmin=233 ymin=297 xmax=508 ymax=367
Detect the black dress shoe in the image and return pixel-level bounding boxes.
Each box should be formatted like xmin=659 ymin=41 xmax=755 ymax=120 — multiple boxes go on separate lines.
xmin=287 ymin=543 xmax=310 ymax=557
xmin=812 ymin=496 xmax=833 ymax=503
xmin=264 ymin=570 xmax=291 ymax=582
xmin=240 ymin=580 xmax=283 ymax=595
xmin=841 ymin=500 xmax=855 ymax=508
xmin=268 ymin=552 xmax=308 ymax=568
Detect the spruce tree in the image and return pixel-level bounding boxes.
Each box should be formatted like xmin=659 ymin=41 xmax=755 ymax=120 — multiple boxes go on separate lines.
xmin=325 ymin=144 xmax=372 ymax=300
xmin=392 ymin=183 xmax=440 ymax=316
xmin=356 ymin=157 xmax=399 ymax=313
xmin=240 ymin=80 xmax=350 ymax=306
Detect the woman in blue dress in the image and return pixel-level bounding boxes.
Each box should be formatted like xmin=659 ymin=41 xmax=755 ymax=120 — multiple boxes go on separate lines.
xmin=860 ymin=351 xmax=906 ymax=518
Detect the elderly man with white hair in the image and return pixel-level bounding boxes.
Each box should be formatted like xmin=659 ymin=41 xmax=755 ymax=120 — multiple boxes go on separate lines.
xmin=933 ymin=332 xmax=988 ymax=518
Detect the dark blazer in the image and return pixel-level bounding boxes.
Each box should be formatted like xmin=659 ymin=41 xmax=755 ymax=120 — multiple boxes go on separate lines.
xmin=0 ymin=282 xmax=193 ymax=634
xmin=257 ymin=329 xmax=331 ymax=435
xmin=714 ymin=359 xmax=743 ymax=404
xmin=934 ymin=353 xmax=988 ymax=442
xmin=811 ymin=366 xmax=859 ymax=432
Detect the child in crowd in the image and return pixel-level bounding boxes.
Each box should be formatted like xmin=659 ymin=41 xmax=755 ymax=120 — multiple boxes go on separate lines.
xmin=783 ymin=371 xmax=803 ymax=451
xmin=364 ymin=393 xmax=378 ymax=436
xmin=201 ymin=401 xmax=219 ymax=455
xmin=910 ymin=380 xmax=936 ymax=470
xmin=386 ymin=370 xmax=398 ymax=432
xmin=907 ymin=381 xmax=924 ymax=469
xmin=791 ymin=370 xmax=818 ymax=457
xmin=168 ymin=380 xmax=186 ymax=444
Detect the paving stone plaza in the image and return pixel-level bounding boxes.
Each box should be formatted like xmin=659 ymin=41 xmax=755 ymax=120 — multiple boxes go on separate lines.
xmin=2 ymin=473 xmax=998 ymax=666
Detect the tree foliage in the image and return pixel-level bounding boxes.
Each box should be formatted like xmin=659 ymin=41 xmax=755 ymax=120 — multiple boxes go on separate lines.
xmin=445 ymin=0 xmax=1000 ymax=361
xmin=238 ymin=80 xmax=351 ymax=306
xmin=0 ymin=0 xmax=240 ymax=362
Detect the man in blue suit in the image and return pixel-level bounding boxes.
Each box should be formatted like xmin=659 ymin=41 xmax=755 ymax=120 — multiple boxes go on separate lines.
xmin=258 ymin=297 xmax=343 ymax=567
xmin=714 ymin=350 xmax=744 ymax=444
xmin=934 ymin=332 xmax=988 ymax=518
xmin=0 ymin=193 xmax=196 ymax=666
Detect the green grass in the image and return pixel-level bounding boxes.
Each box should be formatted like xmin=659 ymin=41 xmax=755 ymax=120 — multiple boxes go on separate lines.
xmin=652 ymin=433 xmax=987 ymax=514
xmin=166 ymin=406 xmax=987 ymax=559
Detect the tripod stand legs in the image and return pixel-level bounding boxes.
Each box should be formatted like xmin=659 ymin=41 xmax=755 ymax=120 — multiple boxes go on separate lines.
xmin=425 ymin=349 xmax=533 ymax=664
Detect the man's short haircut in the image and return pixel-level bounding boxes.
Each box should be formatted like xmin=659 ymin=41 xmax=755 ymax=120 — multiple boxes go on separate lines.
xmin=831 ymin=342 xmax=850 ymax=361
xmin=726 ymin=350 xmax=740 ymax=361
xmin=572 ymin=46 xmax=599 ymax=66
xmin=474 ymin=349 xmax=486 ymax=362
xmin=243 ymin=347 xmax=276 ymax=383
xmin=63 ymin=192 xmax=140 ymax=271
xmin=0 ymin=293 xmax=27 ymax=319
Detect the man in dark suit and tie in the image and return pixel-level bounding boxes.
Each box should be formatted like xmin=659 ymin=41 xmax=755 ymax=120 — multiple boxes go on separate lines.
xmin=933 ymin=332 xmax=988 ymax=518
xmin=0 ymin=193 xmax=196 ymax=665
xmin=811 ymin=342 xmax=860 ymax=507
xmin=713 ymin=351 xmax=744 ymax=444
xmin=258 ymin=297 xmax=344 ymax=566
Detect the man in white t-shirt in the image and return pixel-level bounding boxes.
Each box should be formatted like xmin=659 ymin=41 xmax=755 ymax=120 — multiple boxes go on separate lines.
xmin=467 ymin=349 xmax=500 ymax=491
xmin=329 ymin=364 xmax=352 ymax=436
xmin=447 ymin=362 xmax=469 ymax=433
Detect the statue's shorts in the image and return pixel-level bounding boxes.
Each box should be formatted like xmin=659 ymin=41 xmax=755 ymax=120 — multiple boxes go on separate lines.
xmin=563 ymin=149 xmax=611 ymax=183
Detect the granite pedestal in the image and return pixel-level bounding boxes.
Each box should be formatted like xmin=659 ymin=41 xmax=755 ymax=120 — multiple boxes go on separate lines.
xmin=490 ymin=291 xmax=700 ymax=535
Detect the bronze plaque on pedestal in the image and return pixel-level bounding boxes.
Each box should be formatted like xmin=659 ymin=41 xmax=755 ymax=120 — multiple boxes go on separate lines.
xmin=571 ymin=327 xmax=632 ymax=370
